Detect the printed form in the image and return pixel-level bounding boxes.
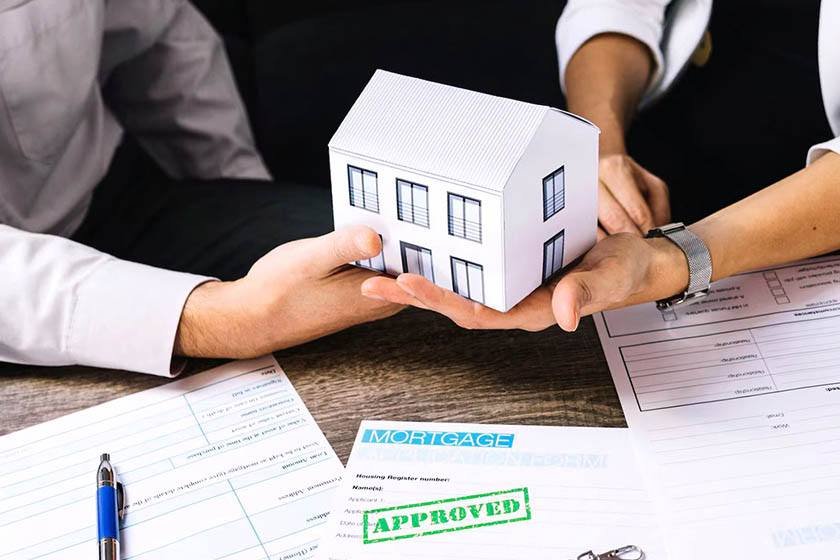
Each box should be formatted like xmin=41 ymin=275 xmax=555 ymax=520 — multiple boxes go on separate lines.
xmin=0 ymin=356 xmax=343 ymax=560
xmin=317 ymin=421 xmax=664 ymax=560
xmin=595 ymin=256 xmax=840 ymax=559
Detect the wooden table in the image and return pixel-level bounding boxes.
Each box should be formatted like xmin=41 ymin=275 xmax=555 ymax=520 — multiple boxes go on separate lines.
xmin=0 ymin=309 xmax=624 ymax=463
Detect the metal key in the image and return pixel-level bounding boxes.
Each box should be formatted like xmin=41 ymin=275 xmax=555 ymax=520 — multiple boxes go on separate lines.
xmin=575 ymin=545 xmax=645 ymax=560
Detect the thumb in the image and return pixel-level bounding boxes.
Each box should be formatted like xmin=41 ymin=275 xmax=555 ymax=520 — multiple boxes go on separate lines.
xmin=552 ymin=268 xmax=615 ymax=332
xmin=307 ymin=225 xmax=383 ymax=275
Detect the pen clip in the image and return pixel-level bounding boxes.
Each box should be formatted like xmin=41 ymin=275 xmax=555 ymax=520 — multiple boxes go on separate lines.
xmin=576 ymin=545 xmax=645 ymax=560
xmin=116 ymin=481 xmax=127 ymax=521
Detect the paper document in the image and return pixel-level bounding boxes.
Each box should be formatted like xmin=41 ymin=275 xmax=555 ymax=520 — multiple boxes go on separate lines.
xmin=0 ymin=356 xmax=343 ymax=560
xmin=595 ymin=256 xmax=840 ymax=559
xmin=317 ymin=421 xmax=665 ymax=560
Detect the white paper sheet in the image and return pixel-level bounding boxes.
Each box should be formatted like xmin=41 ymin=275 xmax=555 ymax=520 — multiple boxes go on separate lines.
xmin=0 ymin=356 xmax=343 ymax=560
xmin=317 ymin=421 xmax=665 ymax=560
xmin=595 ymin=256 xmax=840 ymax=559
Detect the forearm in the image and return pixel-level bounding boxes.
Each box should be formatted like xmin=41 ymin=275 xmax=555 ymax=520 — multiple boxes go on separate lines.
xmin=644 ymin=152 xmax=840 ymax=303
xmin=173 ymin=226 xmax=402 ymax=360
xmin=596 ymin=151 xmax=840 ymax=307
xmin=690 ymin=152 xmax=840 ymax=281
xmin=172 ymin=279 xmax=275 ymax=359
xmin=565 ymin=33 xmax=654 ymax=154
xmin=553 ymin=152 xmax=840 ymax=329
xmin=175 ymin=281 xmax=244 ymax=358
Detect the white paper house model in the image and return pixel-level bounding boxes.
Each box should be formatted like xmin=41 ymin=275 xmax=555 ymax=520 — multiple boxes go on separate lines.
xmin=329 ymin=70 xmax=599 ymax=312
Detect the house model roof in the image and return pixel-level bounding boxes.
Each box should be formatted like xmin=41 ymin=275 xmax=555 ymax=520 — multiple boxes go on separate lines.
xmin=330 ymin=70 xmax=592 ymax=192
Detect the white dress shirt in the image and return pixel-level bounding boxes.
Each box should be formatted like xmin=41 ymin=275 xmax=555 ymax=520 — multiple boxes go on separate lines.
xmin=0 ymin=0 xmax=270 ymax=376
xmin=555 ymin=0 xmax=840 ymax=164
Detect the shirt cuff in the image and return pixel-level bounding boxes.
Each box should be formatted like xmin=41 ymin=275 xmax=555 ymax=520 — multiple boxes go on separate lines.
xmin=806 ymin=136 xmax=840 ymax=165
xmin=556 ymin=3 xmax=665 ymax=98
xmin=67 ymin=258 xmax=213 ymax=376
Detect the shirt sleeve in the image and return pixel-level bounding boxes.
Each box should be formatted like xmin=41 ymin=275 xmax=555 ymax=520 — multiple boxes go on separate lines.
xmin=0 ymin=225 xmax=212 ymax=376
xmin=101 ymin=0 xmax=271 ymax=181
xmin=555 ymin=0 xmax=671 ymax=97
xmin=807 ymin=136 xmax=840 ymax=165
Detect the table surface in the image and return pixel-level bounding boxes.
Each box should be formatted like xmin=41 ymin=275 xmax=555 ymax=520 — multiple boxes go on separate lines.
xmin=0 ymin=308 xmax=624 ymax=463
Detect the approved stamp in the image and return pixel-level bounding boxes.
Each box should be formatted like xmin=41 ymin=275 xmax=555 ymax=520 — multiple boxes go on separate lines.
xmin=362 ymin=487 xmax=531 ymax=544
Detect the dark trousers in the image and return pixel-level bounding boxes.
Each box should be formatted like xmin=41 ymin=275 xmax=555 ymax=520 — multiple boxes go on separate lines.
xmin=72 ymin=140 xmax=332 ymax=281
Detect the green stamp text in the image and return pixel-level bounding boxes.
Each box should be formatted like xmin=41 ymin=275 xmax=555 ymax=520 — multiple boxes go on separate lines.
xmin=362 ymin=487 xmax=531 ymax=544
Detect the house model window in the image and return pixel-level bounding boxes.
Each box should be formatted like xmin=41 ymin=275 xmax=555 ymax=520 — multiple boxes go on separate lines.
xmin=543 ymin=166 xmax=565 ymax=221
xmin=451 ymin=257 xmax=484 ymax=303
xmin=400 ymin=242 xmax=434 ymax=281
xmin=543 ymin=230 xmax=565 ymax=282
xmin=348 ymin=165 xmax=379 ymax=212
xmin=329 ymin=70 xmax=599 ymax=312
xmin=397 ymin=180 xmax=429 ymax=227
xmin=448 ymin=193 xmax=482 ymax=243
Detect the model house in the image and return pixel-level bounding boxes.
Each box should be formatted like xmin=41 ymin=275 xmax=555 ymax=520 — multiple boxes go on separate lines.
xmin=329 ymin=70 xmax=599 ymax=312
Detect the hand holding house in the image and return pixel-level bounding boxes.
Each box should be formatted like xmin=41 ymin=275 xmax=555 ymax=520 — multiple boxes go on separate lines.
xmin=329 ymin=70 xmax=599 ymax=312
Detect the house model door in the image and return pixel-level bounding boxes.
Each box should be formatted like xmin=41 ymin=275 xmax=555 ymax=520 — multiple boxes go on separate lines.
xmin=451 ymin=257 xmax=484 ymax=303
xmin=542 ymin=230 xmax=565 ymax=281
xmin=400 ymin=242 xmax=435 ymax=282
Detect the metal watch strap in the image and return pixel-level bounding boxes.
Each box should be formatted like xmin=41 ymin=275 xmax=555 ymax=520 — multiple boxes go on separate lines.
xmin=645 ymin=222 xmax=712 ymax=310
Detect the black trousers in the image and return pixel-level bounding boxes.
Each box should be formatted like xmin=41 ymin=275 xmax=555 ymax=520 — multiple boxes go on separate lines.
xmin=72 ymin=139 xmax=332 ymax=281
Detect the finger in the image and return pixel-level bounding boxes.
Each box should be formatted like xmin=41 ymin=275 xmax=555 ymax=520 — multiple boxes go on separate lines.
xmin=597 ymin=226 xmax=608 ymax=241
xmin=505 ymin=286 xmax=556 ymax=332
xmin=635 ymin=165 xmax=671 ymax=225
xmin=300 ymin=225 xmax=383 ymax=277
xmin=598 ymin=181 xmax=644 ymax=236
xmin=552 ymin=265 xmax=629 ymax=331
xmin=360 ymin=276 xmax=429 ymax=309
xmin=396 ymin=274 xmax=522 ymax=330
xmin=400 ymin=274 xmax=554 ymax=331
xmin=603 ymin=165 xmax=656 ymax=231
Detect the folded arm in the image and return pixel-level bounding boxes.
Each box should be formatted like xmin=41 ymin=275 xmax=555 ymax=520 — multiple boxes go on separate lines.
xmin=102 ymin=0 xmax=269 ymax=180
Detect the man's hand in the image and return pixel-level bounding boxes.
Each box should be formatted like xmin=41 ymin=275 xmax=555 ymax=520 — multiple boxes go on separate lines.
xmin=360 ymin=234 xmax=687 ymax=335
xmin=552 ymin=233 xmax=688 ymax=331
xmin=361 ymin=274 xmax=556 ymax=332
xmin=173 ymin=226 xmax=404 ymax=358
xmin=598 ymin=153 xmax=671 ymax=238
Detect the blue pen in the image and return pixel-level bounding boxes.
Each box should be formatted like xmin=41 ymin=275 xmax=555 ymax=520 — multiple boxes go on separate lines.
xmin=96 ymin=453 xmax=123 ymax=560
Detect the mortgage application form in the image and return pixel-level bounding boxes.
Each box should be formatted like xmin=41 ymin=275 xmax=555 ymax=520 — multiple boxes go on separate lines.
xmin=317 ymin=421 xmax=665 ymax=560
xmin=595 ymin=256 xmax=840 ymax=559
xmin=0 ymin=356 xmax=343 ymax=560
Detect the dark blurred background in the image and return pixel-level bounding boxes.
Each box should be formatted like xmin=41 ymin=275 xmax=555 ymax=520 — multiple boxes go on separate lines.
xmin=190 ymin=1 xmax=567 ymax=188
xmin=189 ymin=1 xmax=832 ymax=224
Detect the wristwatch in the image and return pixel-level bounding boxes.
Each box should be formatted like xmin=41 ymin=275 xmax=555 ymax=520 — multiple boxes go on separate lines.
xmin=644 ymin=222 xmax=712 ymax=310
